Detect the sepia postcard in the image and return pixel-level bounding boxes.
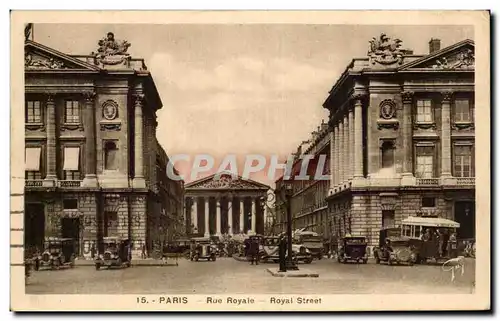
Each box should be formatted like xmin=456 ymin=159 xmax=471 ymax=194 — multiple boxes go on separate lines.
xmin=10 ymin=10 xmax=490 ymax=312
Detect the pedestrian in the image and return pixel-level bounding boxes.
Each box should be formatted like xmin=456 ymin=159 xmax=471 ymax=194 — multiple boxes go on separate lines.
xmin=141 ymin=243 xmax=147 ymax=259
xmin=90 ymin=242 xmax=96 ymax=260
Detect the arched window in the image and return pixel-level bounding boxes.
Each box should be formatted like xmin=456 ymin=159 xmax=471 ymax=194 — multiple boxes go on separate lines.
xmin=104 ymin=141 xmax=118 ymax=170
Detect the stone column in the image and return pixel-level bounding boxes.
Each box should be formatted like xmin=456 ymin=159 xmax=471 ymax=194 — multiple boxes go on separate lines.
xmin=227 ymin=196 xmax=233 ymax=235
xmin=43 ymin=94 xmax=56 ymax=187
xmin=441 ymin=91 xmax=453 ymax=178
xmin=239 ymin=198 xmax=244 ymax=234
xmin=401 ymin=91 xmax=415 ymax=185
xmin=216 ymin=197 xmax=221 ymax=236
xmin=338 ymin=120 xmax=344 ymax=184
xmin=133 ymin=94 xmax=146 ymax=188
xmin=191 ymin=197 xmax=198 ymax=234
xmin=343 ymin=114 xmax=349 ymax=184
xmin=204 ymin=198 xmax=210 ymax=237
xmin=83 ymin=91 xmax=98 ymax=187
xmin=251 ymin=197 xmax=257 ymax=233
xmin=348 ymin=105 xmax=354 ymax=181
xmin=353 ymin=96 xmax=364 ymax=178
xmin=329 ymin=128 xmax=335 ymax=189
xmin=334 ymin=123 xmax=340 ymax=186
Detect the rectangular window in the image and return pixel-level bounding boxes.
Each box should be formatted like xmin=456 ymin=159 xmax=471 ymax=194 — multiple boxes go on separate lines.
xmin=104 ymin=211 xmax=118 ymax=237
xmin=416 ymin=99 xmax=433 ymax=123
xmin=422 ymin=197 xmax=436 ymax=208
xmin=382 ymin=210 xmax=395 ymax=228
xmin=26 ymin=101 xmax=42 ymax=123
xmin=25 ymin=147 xmax=42 ymax=179
xmin=415 ymin=146 xmax=434 ymax=178
xmin=454 ymin=99 xmax=471 ymax=123
xmin=63 ymin=147 xmax=81 ymax=180
xmin=381 ymin=141 xmax=395 ymax=168
xmin=63 ymin=199 xmax=78 ymax=210
xmin=64 ymin=100 xmax=80 ymax=124
xmin=454 ymin=145 xmax=474 ymax=177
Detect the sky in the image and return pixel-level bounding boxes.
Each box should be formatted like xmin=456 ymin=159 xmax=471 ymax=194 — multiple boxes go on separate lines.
xmin=32 ymin=24 xmax=474 ymax=187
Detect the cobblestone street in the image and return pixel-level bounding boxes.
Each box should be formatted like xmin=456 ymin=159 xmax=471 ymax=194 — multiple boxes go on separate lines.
xmin=25 ymin=257 xmax=475 ymax=295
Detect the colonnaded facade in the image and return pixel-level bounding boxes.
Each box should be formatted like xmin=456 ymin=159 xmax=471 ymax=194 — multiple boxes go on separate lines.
xmin=184 ymin=173 xmax=270 ymax=237
xmin=324 ymin=36 xmax=476 ymax=248
xmin=22 ymin=30 xmax=181 ymax=259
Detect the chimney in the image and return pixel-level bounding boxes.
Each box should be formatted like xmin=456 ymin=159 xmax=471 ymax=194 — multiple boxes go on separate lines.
xmin=429 ymin=38 xmax=441 ymax=54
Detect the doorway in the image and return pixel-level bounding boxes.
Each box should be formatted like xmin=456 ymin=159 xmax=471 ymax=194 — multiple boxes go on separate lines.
xmin=61 ymin=217 xmax=80 ymax=256
xmin=454 ymin=201 xmax=475 ymax=239
xmin=24 ymin=203 xmax=45 ymax=251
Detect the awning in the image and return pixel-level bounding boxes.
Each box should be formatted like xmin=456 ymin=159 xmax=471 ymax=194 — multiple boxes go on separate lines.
xmin=63 ymin=147 xmax=80 ymax=171
xmin=25 ymin=147 xmax=41 ymax=171
xmin=402 ymin=216 xmax=460 ymax=228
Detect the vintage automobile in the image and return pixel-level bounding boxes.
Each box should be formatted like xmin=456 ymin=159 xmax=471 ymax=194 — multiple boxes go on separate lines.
xmin=190 ymin=237 xmax=217 ymax=261
xmin=400 ymin=216 xmax=460 ymax=264
xmin=34 ymin=237 xmax=76 ymax=270
xmin=337 ymin=236 xmax=369 ymax=264
xmin=94 ymin=237 xmax=131 ymax=270
xmin=373 ymin=228 xmax=416 ymax=266
xmin=259 ymin=236 xmax=281 ymax=263
xmin=294 ymin=231 xmax=324 ymax=260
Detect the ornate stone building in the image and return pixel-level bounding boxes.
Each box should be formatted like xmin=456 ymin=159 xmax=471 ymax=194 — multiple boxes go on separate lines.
xmin=324 ymin=35 xmax=476 ymax=248
xmin=23 ymin=30 xmax=177 ymax=258
xmin=274 ymin=120 xmax=331 ymax=238
xmin=184 ymin=173 xmax=270 ymax=237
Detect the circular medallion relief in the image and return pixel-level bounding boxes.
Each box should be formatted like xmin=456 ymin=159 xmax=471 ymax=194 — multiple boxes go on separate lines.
xmin=102 ymin=100 xmax=118 ymax=120
xmin=379 ymin=99 xmax=396 ymax=119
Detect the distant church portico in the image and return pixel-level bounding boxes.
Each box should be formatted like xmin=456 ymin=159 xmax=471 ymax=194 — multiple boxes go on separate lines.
xmin=184 ymin=173 xmax=269 ymax=236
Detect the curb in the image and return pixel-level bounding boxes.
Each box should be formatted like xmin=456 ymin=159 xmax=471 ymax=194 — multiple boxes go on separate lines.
xmin=265 ymin=268 xmax=319 ymax=278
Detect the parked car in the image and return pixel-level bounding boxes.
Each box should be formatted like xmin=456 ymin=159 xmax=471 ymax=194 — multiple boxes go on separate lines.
xmin=337 ymin=236 xmax=368 ymax=264
xmin=294 ymin=231 xmax=324 ymax=260
xmin=34 ymin=237 xmax=76 ymax=270
xmin=373 ymin=228 xmax=415 ymax=266
xmin=94 ymin=237 xmax=131 ymax=270
xmin=190 ymin=237 xmax=217 ymax=261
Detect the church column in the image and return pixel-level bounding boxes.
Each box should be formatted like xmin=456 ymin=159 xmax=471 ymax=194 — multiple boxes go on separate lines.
xmin=251 ymin=197 xmax=257 ymax=233
xmin=239 ymin=198 xmax=244 ymax=234
xmin=441 ymin=91 xmax=453 ymax=178
xmin=82 ymin=91 xmax=97 ymax=187
xmin=43 ymin=94 xmax=56 ymax=186
xmin=227 ymin=196 xmax=233 ymax=235
xmin=204 ymin=197 xmax=210 ymax=237
xmin=191 ymin=197 xmax=198 ymax=234
xmin=216 ymin=197 xmax=222 ymax=236
xmin=133 ymin=94 xmax=146 ymax=188
xmin=353 ymin=96 xmax=364 ymax=178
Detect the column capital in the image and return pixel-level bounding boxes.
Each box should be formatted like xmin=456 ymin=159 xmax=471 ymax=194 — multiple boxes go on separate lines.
xmin=441 ymin=91 xmax=454 ymax=102
xmin=46 ymin=94 xmax=55 ymax=103
xmin=83 ymin=91 xmax=96 ymax=103
xmin=401 ymin=91 xmax=414 ymax=103
xmin=350 ymin=92 xmax=367 ymax=102
xmin=133 ymin=93 xmax=145 ymax=107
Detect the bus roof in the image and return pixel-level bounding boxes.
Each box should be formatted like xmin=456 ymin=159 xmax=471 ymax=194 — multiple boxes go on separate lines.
xmin=402 ymin=216 xmax=460 ymax=228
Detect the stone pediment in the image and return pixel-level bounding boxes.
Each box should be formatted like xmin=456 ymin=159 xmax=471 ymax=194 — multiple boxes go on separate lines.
xmin=185 ymin=173 xmax=269 ymax=190
xmin=399 ymin=39 xmax=474 ymax=71
xmin=25 ymin=41 xmax=100 ymax=71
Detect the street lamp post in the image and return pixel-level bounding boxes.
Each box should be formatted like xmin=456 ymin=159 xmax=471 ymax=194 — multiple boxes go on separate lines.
xmin=284 ymin=182 xmax=299 ymax=271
